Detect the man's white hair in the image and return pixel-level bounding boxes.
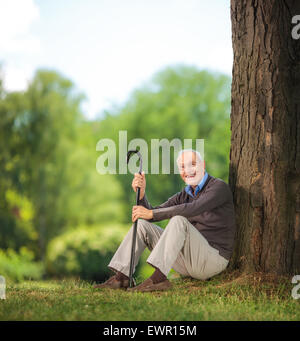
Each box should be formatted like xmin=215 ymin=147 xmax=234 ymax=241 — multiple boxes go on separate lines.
xmin=176 ymin=149 xmax=204 ymax=163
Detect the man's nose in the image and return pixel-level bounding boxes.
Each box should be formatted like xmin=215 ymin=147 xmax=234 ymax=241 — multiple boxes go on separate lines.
xmin=185 ymin=167 xmax=193 ymax=174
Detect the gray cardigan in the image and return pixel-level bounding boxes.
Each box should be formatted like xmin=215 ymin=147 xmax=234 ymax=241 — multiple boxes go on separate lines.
xmin=139 ymin=173 xmax=236 ymax=261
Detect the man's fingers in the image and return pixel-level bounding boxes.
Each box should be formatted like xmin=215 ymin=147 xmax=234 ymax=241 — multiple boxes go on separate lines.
xmin=133 ymin=179 xmax=144 ymax=188
xmin=132 ymin=213 xmax=138 ymax=222
xmin=133 ymin=179 xmax=143 ymax=186
xmin=133 ymin=205 xmax=143 ymax=211
xmin=135 ymin=173 xmax=144 ymax=180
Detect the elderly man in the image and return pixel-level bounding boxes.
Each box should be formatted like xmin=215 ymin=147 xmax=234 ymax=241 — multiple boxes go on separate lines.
xmin=94 ymin=149 xmax=236 ymax=292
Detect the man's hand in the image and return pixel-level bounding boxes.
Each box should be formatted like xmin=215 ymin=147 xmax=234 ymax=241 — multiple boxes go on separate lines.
xmin=132 ymin=205 xmax=153 ymax=222
xmin=131 ymin=171 xmax=146 ymax=199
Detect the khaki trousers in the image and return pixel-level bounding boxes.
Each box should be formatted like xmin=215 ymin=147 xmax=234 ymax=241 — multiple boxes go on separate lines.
xmin=108 ymin=215 xmax=229 ymax=280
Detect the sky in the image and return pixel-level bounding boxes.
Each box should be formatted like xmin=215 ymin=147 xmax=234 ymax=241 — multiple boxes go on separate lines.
xmin=0 ymin=0 xmax=233 ymax=120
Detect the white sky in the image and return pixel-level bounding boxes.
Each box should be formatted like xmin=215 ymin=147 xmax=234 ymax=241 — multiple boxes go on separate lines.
xmin=0 ymin=0 xmax=233 ymax=119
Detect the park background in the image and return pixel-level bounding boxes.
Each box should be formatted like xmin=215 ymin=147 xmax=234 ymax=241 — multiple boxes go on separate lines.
xmin=0 ymin=0 xmax=298 ymax=321
xmin=0 ymin=0 xmax=232 ymax=284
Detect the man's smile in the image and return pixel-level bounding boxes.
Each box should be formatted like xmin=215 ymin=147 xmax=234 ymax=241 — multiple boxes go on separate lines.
xmin=185 ymin=173 xmax=196 ymax=179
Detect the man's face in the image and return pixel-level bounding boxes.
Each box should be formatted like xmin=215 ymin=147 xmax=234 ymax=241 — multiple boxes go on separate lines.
xmin=177 ymin=151 xmax=205 ymax=186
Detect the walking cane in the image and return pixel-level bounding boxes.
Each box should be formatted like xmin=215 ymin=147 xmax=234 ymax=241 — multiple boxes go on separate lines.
xmin=126 ymin=150 xmax=143 ymax=288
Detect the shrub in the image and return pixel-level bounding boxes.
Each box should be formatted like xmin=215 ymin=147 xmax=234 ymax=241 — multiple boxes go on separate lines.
xmin=46 ymin=224 xmax=129 ymax=281
xmin=0 ymin=247 xmax=44 ymax=282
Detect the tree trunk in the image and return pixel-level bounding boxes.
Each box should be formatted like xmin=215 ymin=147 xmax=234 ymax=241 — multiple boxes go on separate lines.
xmin=229 ymin=0 xmax=300 ymax=274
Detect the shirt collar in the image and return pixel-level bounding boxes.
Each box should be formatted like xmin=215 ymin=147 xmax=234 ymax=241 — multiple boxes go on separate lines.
xmin=185 ymin=171 xmax=209 ymax=198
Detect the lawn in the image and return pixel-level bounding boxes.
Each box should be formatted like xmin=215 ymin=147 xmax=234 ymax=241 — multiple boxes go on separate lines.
xmin=0 ymin=270 xmax=299 ymax=321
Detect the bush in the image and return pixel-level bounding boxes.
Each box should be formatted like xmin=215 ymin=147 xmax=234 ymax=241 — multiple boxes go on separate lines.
xmin=0 ymin=247 xmax=44 ymax=282
xmin=46 ymin=224 xmax=130 ymax=282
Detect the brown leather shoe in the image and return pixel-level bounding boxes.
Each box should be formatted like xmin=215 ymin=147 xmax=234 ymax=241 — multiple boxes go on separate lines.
xmin=93 ymin=275 xmax=135 ymax=290
xmin=127 ymin=278 xmax=172 ymax=292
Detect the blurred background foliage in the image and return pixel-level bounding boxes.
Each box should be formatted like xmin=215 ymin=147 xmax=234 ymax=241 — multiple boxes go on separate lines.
xmin=0 ymin=64 xmax=231 ymax=283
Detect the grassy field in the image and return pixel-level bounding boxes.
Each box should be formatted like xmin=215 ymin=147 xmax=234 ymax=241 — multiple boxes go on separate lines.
xmin=0 ymin=270 xmax=299 ymax=321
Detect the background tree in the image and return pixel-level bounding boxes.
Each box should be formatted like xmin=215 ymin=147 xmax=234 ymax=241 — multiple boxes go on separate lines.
xmin=0 ymin=69 xmax=126 ymax=263
xmin=229 ymin=0 xmax=300 ymax=274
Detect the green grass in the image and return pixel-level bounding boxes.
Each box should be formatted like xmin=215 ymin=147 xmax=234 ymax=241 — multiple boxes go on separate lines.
xmin=0 ymin=270 xmax=299 ymax=321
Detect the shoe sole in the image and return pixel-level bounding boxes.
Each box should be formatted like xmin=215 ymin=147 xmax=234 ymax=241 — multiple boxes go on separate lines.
xmin=94 ymin=282 xmax=136 ymax=290
xmin=127 ymin=282 xmax=172 ymax=292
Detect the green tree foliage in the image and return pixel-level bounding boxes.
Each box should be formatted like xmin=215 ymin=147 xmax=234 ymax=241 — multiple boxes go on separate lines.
xmin=0 ymin=83 xmax=35 ymax=251
xmin=0 ymin=69 xmax=125 ymax=262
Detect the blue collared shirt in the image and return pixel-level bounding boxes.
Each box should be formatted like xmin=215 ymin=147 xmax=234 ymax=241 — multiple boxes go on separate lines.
xmin=185 ymin=171 xmax=208 ymax=198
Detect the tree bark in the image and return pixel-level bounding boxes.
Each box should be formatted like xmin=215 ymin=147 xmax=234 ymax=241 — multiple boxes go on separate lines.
xmin=229 ymin=0 xmax=300 ymax=274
